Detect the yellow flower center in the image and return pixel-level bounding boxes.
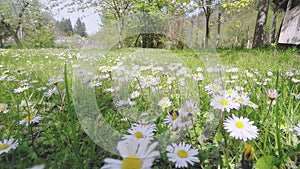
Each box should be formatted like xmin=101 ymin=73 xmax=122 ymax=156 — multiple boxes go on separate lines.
xmin=280 ymin=124 xmax=285 ymax=129
xmin=213 ymin=87 xmax=219 ymax=92
xmin=135 ymin=131 xmax=143 ymax=139
xmin=235 ymin=121 xmax=244 ymax=129
xmin=237 ymin=97 xmax=244 ymax=102
xmin=227 ymin=90 xmax=233 ymax=95
xmin=0 ymin=143 xmax=9 ymax=150
xmin=180 ymin=116 xmax=188 ymax=123
xmin=185 ymin=106 xmax=193 ymax=113
xmin=220 ymin=99 xmax=229 ymax=106
xmin=0 ymin=105 xmax=6 ymax=111
xmin=122 ymin=155 xmax=142 ymax=169
xmin=162 ymin=102 xmax=168 ymax=108
xmin=24 ymin=116 xmax=34 ymax=121
xmin=177 ymin=149 xmax=188 ymax=158
xmin=146 ymin=78 xmax=151 ymax=83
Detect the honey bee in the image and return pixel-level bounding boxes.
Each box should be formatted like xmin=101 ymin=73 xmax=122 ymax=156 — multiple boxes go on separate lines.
xmin=168 ymin=109 xmax=179 ymax=116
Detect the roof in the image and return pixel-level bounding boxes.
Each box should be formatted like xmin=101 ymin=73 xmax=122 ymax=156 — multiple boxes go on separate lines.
xmin=278 ymin=3 xmax=300 ymax=45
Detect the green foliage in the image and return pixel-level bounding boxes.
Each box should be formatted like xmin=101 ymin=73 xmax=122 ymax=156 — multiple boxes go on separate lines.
xmin=74 ymin=18 xmax=87 ymax=38
xmin=55 ymin=18 xmax=74 ymax=36
xmin=0 ymin=0 xmax=54 ymax=48
xmin=0 ymin=48 xmax=299 ymax=168
xmin=23 ymin=25 xmax=55 ymax=48
xmin=222 ymin=0 xmax=256 ymax=14
xmin=254 ymin=156 xmax=278 ymax=169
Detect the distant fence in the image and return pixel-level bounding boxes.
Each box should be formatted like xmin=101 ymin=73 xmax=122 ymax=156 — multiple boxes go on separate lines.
xmin=55 ymin=37 xmax=103 ymax=49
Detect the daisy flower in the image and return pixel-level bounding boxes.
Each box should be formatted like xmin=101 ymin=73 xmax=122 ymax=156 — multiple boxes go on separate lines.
xmin=16 ymin=100 xmax=33 ymax=108
xmin=130 ymin=91 xmax=140 ymax=99
xmin=179 ymin=101 xmax=199 ymax=115
xmin=267 ymin=89 xmax=279 ymax=100
xmin=122 ymin=124 xmax=156 ymax=142
xmin=0 ymin=103 xmax=9 ymax=114
xmin=192 ymin=72 xmax=204 ymax=81
xmin=173 ymin=111 xmax=192 ymax=129
xmin=285 ymin=71 xmax=294 ymax=77
xmin=196 ymin=67 xmax=203 ymax=72
xmin=248 ymin=101 xmax=259 ymax=109
xmin=291 ymin=78 xmax=300 ymax=83
xmin=88 ymin=80 xmax=102 ymax=87
xmin=14 ymin=86 xmax=29 ymax=93
xmin=101 ymin=66 xmax=114 ymax=73
xmin=131 ymin=69 xmax=141 ymax=78
xmin=0 ymin=75 xmax=7 ymax=81
xmin=101 ymin=139 xmax=159 ymax=169
xmin=19 ymin=115 xmax=43 ymax=126
xmin=140 ymin=75 xmax=158 ymax=88
xmin=166 ymin=142 xmax=199 ymax=168
xmin=158 ymin=97 xmax=172 ymax=109
xmin=164 ymin=110 xmax=179 ymax=128
xmin=204 ymin=83 xmax=222 ymax=95
xmin=293 ymin=124 xmax=300 ymax=136
xmin=267 ymin=71 xmax=273 ymax=76
xmin=167 ymin=63 xmax=180 ymax=71
xmin=26 ymin=164 xmax=45 ymax=169
xmin=44 ymin=87 xmax=59 ymax=99
xmin=0 ymin=138 xmax=18 ymax=154
xmin=74 ymin=69 xmax=88 ymax=77
xmin=236 ymin=94 xmax=250 ymax=107
xmin=210 ymin=95 xmax=240 ymax=112
xmin=223 ymin=115 xmax=258 ymax=141
xmin=47 ymin=76 xmax=63 ymax=86
xmin=223 ymin=89 xmax=238 ymax=98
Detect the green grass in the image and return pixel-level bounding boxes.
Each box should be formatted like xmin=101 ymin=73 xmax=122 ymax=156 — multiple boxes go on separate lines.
xmin=0 ymin=48 xmax=299 ymax=169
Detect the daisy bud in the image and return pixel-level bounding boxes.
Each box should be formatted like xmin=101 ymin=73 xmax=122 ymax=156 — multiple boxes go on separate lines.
xmin=267 ymin=89 xmax=279 ymax=100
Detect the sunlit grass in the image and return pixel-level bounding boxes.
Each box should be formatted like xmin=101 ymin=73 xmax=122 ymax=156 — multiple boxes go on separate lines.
xmin=0 ymin=48 xmax=299 ymax=169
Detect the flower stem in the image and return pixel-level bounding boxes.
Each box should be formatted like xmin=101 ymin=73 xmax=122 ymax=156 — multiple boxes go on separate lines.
xmin=221 ymin=111 xmax=229 ymax=167
xmin=262 ymin=99 xmax=273 ymax=124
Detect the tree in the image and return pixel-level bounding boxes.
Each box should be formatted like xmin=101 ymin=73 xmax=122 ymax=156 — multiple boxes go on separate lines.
xmin=0 ymin=0 xmax=55 ymax=48
xmin=0 ymin=0 xmax=30 ymax=47
xmin=74 ymin=18 xmax=88 ymax=37
xmin=252 ymin=0 xmax=269 ymax=48
xmin=56 ymin=18 xmax=74 ymax=36
xmin=50 ymin=0 xmax=132 ymax=48
xmin=0 ymin=22 xmax=10 ymax=48
xmin=190 ymin=0 xmax=214 ymax=47
xmin=221 ymin=0 xmax=256 ymax=46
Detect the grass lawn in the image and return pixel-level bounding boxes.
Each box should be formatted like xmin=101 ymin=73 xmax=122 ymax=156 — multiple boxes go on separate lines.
xmin=0 ymin=48 xmax=299 ymax=169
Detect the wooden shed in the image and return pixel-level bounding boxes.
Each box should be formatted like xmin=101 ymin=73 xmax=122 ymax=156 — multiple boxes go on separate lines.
xmin=277 ymin=0 xmax=300 ymax=45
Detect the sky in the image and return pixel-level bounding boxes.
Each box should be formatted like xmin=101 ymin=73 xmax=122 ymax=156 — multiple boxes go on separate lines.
xmin=40 ymin=0 xmax=102 ymax=35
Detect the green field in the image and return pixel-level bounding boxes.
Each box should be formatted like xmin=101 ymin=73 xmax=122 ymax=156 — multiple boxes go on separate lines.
xmin=0 ymin=48 xmax=299 ymax=169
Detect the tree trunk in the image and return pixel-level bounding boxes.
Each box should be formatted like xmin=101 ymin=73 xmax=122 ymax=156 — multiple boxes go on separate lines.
xmin=189 ymin=19 xmax=194 ymax=48
xmin=0 ymin=35 xmax=3 ymax=48
xmin=205 ymin=11 xmax=211 ymax=47
xmin=117 ymin=17 xmax=124 ymax=49
xmin=0 ymin=17 xmax=22 ymax=47
xmin=252 ymin=0 xmax=269 ymax=48
xmin=216 ymin=12 xmax=221 ymax=47
xmin=270 ymin=6 xmax=279 ymax=43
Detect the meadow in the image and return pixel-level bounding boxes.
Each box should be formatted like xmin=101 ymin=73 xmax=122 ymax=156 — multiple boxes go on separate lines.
xmin=0 ymin=47 xmax=299 ymax=169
